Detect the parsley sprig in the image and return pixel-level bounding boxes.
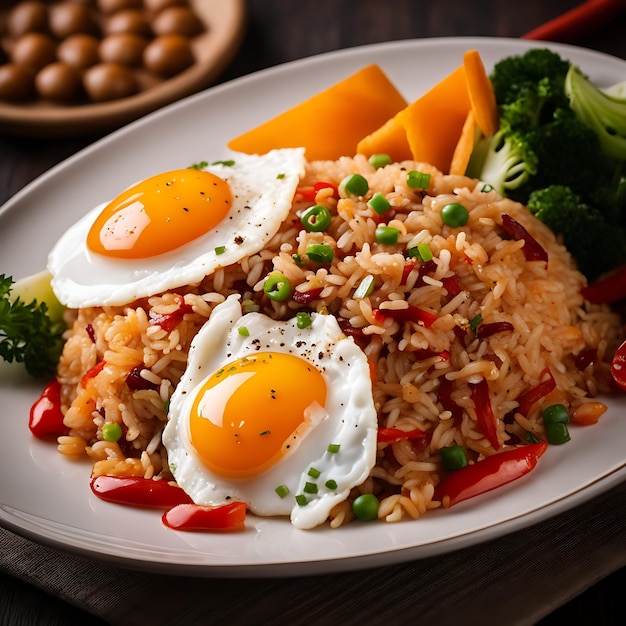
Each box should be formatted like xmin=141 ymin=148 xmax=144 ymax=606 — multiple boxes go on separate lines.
xmin=0 ymin=274 xmax=65 ymax=378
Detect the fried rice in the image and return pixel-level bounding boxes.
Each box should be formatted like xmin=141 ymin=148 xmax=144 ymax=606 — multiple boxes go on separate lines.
xmin=55 ymin=155 xmax=622 ymax=527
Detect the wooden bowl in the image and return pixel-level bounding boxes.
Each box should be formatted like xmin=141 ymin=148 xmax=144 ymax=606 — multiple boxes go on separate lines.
xmin=0 ymin=0 xmax=247 ymax=138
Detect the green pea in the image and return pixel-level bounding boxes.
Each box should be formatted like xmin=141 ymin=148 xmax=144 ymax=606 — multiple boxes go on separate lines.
xmin=102 ymin=422 xmax=122 ymax=442
xmin=545 ymin=422 xmax=571 ymax=445
xmin=340 ymin=173 xmax=369 ymax=197
xmin=306 ymin=243 xmax=334 ymax=264
xmin=441 ymin=202 xmax=469 ymax=227
xmin=368 ymin=153 xmax=392 ymax=169
xmin=367 ymin=192 xmax=391 ymax=215
xmin=352 ymin=493 xmax=379 ymax=521
xmin=440 ymin=444 xmax=467 ymax=470
xmin=375 ymin=225 xmax=400 ymax=245
xmin=542 ymin=404 xmax=569 ymax=425
xmin=300 ymin=204 xmax=332 ymax=232
xmin=263 ymin=273 xmax=292 ymax=301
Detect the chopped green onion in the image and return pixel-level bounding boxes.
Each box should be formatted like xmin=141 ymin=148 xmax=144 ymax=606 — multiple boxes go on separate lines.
xmin=545 ymin=422 xmax=571 ymax=445
xmin=542 ymin=404 xmax=569 ymax=424
xmin=367 ymin=192 xmax=391 ymax=215
xmin=275 ymin=484 xmax=290 ymax=498
xmin=295 ymin=494 xmax=308 ymax=506
xmin=188 ymin=161 xmax=208 ymax=170
xmin=407 ymin=170 xmax=431 ymax=189
xmin=416 ymin=242 xmax=433 ymax=261
xmin=300 ymin=204 xmax=332 ymax=232
xmin=481 ymin=183 xmax=494 ymax=192
xmin=296 ymin=311 xmax=312 ymax=329
xmin=525 ymin=432 xmax=542 ymax=444
xmin=102 ymin=422 xmax=122 ymax=442
xmin=292 ymin=253 xmax=304 ymax=267
xmin=263 ymin=273 xmax=292 ymax=301
xmin=440 ymin=444 xmax=467 ymax=470
xmin=211 ymin=159 xmax=235 ymax=166
xmin=276 ymin=173 xmax=285 ymax=179
xmin=368 ymin=153 xmax=392 ymax=169
xmin=214 ymin=245 xmax=226 ymax=255
xmin=354 ymin=274 xmax=375 ymax=299
xmin=303 ymin=482 xmax=318 ymax=494
xmin=375 ymin=225 xmax=400 ymax=245
xmin=352 ymin=493 xmax=379 ymax=521
xmin=441 ymin=202 xmax=469 ymax=227
xmin=237 ymin=326 xmax=249 ymax=337
xmin=469 ymin=313 xmax=483 ymax=333
xmin=306 ymin=243 xmax=334 ymax=264
xmin=339 ymin=173 xmax=369 ymax=197
xmin=307 ymin=467 xmax=321 ymax=479
xmin=325 ymin=479 xmax=338 ymax=490
xmin=327 ymin=443 xmax=340 ymax=453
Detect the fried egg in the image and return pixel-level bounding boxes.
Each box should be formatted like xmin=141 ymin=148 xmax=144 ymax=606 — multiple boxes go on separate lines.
xmin=162 ymin=294 xmax=378 ymax=530
xmin=47 ymin=148 xmax=306 ymax=308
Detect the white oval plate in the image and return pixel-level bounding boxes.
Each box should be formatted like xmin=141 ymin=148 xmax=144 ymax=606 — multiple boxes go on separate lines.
xmin=1 ymin=37 xmax=625 ymax=577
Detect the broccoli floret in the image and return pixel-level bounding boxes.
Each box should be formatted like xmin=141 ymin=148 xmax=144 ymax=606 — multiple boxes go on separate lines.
xmin=565 ymin=65 xmax=626 ymax=162
xmin=466 ymin=126 xmax=537 ymax=197
xmin=527 ymin=186 xmax=626 ymax=280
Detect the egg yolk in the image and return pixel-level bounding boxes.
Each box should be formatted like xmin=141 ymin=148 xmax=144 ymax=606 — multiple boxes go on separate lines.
xmin=86 ymin=169 xmax=232 ymax=259
xmin=189 ymin=352 xmax=327 ymax=479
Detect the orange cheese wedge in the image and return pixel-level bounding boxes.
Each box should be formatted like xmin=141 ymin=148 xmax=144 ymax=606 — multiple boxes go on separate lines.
xmin=227 ymin=64 xmax=408 ymax=161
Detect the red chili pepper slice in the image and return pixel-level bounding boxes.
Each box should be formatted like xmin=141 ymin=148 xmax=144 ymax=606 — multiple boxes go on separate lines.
xmin=296 ymin=181 xmax=338 ymax=202
xmin=90 ymin=475 xmax=193 ymax=509
xmin=438 ymin=377 xmax=463 ymax=422
xmin=29 ymin=379 xmax=67 ymax=439
xmin=292 ymin=286 xmax=323 ymax=304
xmin=441 ymin=273 xmax=462 ymax=296
xmin=434 ymin=442 xmax=548 ymax=508
xmin=149 ymin=296 xmax=194 ymax=333
xmin=375 ymin=304 xmax=438 ymax=328
xmin=377 ymin=427 xmax=430 ymax=447
xmin=401 ymin=261 xmax=417 ymax=284
xmin=516 ymin=368 xmax=556 ymax=416
xmin=581 ymin=264 xmax=626 ymax=304
xmin=413 ymin=349 xmax=450 ymax=361
xmin=611 ymin=339 xmax=626 ymax=391
xmin=162 ymin=502 xmax=247 ymax=532
xmin=500 ymin=213 xmax=548 ymax=265
xmin=470 ymin=378 xmax=500 ymax=450
xmin=80 ymin=360 xmax=106 ymax=388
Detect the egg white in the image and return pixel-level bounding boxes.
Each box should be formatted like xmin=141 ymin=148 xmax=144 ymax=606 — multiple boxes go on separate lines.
xmin=162 ymin=294 xmax=378 ymax=530
xmin=47 ymin=148 xmax=306 ymax=308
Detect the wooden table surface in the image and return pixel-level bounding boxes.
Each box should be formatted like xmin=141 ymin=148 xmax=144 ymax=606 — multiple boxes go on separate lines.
xmin=1 ymin=1 xmax=624 ymax=624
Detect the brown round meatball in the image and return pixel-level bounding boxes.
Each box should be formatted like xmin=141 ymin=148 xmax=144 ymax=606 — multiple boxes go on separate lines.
xmin=99 ymin=33 xmax=147 ymax=66
xmin=144 ymin=0 xmax=188 ymax=15
xmin=0 ymin=63 xmax=35 ymax=101
xmin=6 ymin=1 xmax=49 ymax=38
xmin=103 ymin=9 xmax=152 ymax=37
xmin=143 ymin=34 xmax=194 ymax=77
xmin=49 ymin=2 xmax=100 ymax=39
xmin=83 ymin=62 xmax=139 ymax=101
xmin=35 ymin=61 xmax=83 ymax=102
xmin=10 ymin=32 xmax=57 ymax=71
xmin=57 ymin=34 xmax=100 ymax=70
xmin=97 ymin=0 xmax=143 ymax=14
xmin=152 ymin=7 xmax=203 ymax=37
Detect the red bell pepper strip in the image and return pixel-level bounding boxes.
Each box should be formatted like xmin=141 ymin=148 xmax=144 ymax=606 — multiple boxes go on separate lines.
xmin=611 ymin=339 xmax=626 ymax=391
xmin=500 ymin=213 xmax=548 ymax=265
xmin=90 ymin=475 xmax=193 ymax=509
xmin=80 ymin=360 xmax=106 ymax=388
xmin=470 ymin=378 xmax=500 ymax=450
xmin=434 ymin=441 xmax=548 ymax=508
xmin=516 ymin=368 xmax=556 ymax=416
xmin=162 ymin=502 xmax=247 ymax=532
xmin=581 ymin=264 xmax=626 ymax=304
xmin=377 ymin=427 xmax=430 ymax=448
xmin=29 ymin=379 xmax=67 ymax=439
xmin=375 ymin=304 xmax=438 ymax=328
